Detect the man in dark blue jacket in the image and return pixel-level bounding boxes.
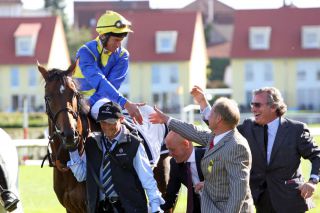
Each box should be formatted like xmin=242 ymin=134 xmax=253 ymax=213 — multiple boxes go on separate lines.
xmin=161 ymin=131 xmax=205 ymax=213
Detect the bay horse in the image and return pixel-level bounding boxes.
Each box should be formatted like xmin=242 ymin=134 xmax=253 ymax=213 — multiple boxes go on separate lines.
xmin=38 ymin=63 xmax=170 ymax=213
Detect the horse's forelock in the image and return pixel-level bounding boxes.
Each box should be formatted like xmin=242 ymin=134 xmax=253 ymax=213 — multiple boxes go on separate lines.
xmin=45 ymin=69 xmax=79 ymax=92
xmin=46 ymin=69 xmax=68 ymax=82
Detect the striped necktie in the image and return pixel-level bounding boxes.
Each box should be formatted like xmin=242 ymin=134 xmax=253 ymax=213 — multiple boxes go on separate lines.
xmin=102 ymin=138 xmax=116 ymax=197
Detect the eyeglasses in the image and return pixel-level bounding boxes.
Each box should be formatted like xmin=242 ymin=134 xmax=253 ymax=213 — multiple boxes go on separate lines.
xmin=250 ymin=102 xmax=270 ymax=108
xmin=97 ymin=20 xmax=131 ymax=29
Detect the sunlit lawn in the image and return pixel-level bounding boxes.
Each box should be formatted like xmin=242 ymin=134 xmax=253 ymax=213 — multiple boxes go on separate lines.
xmin=18 ymin=136 xmax=320 ymax=212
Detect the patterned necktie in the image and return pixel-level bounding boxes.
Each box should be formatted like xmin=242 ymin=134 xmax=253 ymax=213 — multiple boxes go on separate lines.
xmin=209 ymin=138 xmax=214 ymax=150
xmin=102 ymin=138 xmax=115 ymax=197
xmin=186 ymin=162 xmax=194 ymax=213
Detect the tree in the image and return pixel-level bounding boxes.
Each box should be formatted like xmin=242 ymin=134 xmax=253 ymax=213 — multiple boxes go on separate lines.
xmin=67 ymin=27 xmax=92 ymax=63
xmin=44 ymin=0 xmax=69 ymax=32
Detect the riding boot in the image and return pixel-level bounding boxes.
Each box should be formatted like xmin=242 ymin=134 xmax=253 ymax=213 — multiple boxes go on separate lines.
xmin=0 ymin=189 xmax=19 ymax=212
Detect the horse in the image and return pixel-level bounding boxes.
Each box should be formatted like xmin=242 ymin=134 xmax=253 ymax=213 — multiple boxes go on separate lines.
xmin=0 ymin=128 xmax=23 ymax=213
xmin=38 ymin=63 xmax=170 ymax=213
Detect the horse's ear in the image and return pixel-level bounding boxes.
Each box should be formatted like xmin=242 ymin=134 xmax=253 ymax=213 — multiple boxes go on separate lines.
xmin=37 ymin=61 xmax=48 ymax=79
xmin=67 ymin=59 xmax=78 ymax=76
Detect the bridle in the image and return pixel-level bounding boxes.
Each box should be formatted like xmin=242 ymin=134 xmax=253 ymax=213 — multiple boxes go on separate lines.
xmin=44 ymin=91 xmax=82 ymax=150
xmin=42 ymin=74 xmax=87 ymax=170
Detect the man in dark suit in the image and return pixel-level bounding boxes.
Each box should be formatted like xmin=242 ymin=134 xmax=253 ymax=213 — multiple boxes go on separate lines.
xmin=161 ymin=131 xmax=205 ymax=213
xmin=191 ymin=85 xmax=320 ymax=213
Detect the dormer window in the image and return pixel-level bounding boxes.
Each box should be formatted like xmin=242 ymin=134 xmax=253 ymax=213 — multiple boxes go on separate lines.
xmin=301 ymin=25 xmax=320 ymax=49
xmin=155 ymin=31 xmax=178 ymax=53
xmin=249 ymin=26 xmax=271 ymax=50
xmin=14 ymin=23 xmax=41 ymax=56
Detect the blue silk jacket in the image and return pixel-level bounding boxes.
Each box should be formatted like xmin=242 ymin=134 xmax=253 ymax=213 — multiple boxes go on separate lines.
xmin=73 ymin=37 xmax=129 ymax=107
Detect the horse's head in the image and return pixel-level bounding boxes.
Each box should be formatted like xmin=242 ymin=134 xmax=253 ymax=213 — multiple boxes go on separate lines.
xmin=38 ymin=62 xmax=84 ymax=151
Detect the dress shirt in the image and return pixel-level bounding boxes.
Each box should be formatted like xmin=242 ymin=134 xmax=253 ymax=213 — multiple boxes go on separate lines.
xmin=67 ymin=125 xmax=164 ymax=212
xmin=186 ymin=148 xmax=200 ymax=186
xmin=200 ymin=106 xmax=211 ymax=121
xmin=213 ymin=131 xmax=231 ymax=146
xmin=265 ymin=118 xmax=279 ymax=164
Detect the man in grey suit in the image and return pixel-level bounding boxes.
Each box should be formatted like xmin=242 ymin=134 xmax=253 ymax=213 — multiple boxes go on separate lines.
xmin=149 ymin=97 xmax=254 ymax=213
xmin=191 ymin=86 xmax=320 ymax=213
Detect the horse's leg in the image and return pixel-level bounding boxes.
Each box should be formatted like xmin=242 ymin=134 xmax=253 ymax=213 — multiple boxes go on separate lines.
xmin=153 ymin=153 xmax=171 ymax=198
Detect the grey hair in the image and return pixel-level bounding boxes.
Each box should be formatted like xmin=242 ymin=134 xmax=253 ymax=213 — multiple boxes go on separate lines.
xmin=213 ymin=97 xmax=240 ymax=128
xmin=253 ymin=87 xmax=287 ymax=116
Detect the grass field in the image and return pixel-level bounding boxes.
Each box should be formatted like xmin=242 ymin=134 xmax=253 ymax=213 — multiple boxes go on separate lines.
xmin=17 ymin=136 xmax=320 ymax=212
xmin=19 ymin=160 xmax=320 ymax=212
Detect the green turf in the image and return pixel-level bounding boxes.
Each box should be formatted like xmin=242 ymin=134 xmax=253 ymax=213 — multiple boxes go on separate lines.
xmin=19 ymin=165 xmax=64 ymax=213
xmin=18 ymin=135 xmax=320 ymax=212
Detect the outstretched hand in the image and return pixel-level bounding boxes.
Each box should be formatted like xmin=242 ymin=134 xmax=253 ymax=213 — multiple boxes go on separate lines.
xmin=190 ymin=85 xmax=210 ymax=110
xmin=124 ymin=101 xmax=145 ymax=125
xmin=148 ymin=106 xmax=169 ymax=124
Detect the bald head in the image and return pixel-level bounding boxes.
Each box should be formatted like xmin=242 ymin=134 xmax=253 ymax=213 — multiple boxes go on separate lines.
xmin=165 ymin=131 xmax=193 ymax=163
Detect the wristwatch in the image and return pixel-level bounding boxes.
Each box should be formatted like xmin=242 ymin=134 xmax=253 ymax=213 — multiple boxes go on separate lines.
xmin=309 ymin=177 xmax=319 ymax=185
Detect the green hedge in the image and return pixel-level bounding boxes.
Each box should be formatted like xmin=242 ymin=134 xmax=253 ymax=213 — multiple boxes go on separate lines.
xmin=0 ymin=112 xmax=48 ymax=128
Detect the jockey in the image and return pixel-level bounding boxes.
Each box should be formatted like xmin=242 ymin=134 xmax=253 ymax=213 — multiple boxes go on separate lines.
xmin=73 ymin=10 xmax=144 ymax=125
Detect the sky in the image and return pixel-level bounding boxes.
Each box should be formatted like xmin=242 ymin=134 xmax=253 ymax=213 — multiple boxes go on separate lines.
xmin=21 ymin=0 xmax=320 ymax=24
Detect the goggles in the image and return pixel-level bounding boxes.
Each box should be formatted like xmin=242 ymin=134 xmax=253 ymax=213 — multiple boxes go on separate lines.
xmin=96 ymin=20 xmax=131 ymax=29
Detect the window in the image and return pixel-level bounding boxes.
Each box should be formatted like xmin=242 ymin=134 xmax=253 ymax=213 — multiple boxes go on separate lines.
xmin=152 ymin=64 xmax=179 ymax=85
xmin=317 ymin=70 xmax=320 ymax=81
xmin=16 ymin=37 xmax=33 ymax=56
xmin=28 ymin=68 xmax=37 ymax=87
xmin=264 ymin=63 xmax=273 ymax=81
xmin=11 ymin=95 xmax=19 ymax=112
xmin=152 ymin=66 xmax=161 ymax=84
xmin=169 ymin=66 xmax=178 ymax=83
xmin=11 ymin=68 xmax=19 ymax=87
xmin=249 ymin=27 xmax=271 ymax=50
xmin=14 ymin=23 xmax=41 ymax=56
xmin=155 ymin=31 xmax=178 ymax=53
xmin=301 ymin=26 xmax=320 ymax=49
xmin=297 ymin=70 xmax=306 ymax=81
xmin=245 ymin=63 xmax=253 ymax=81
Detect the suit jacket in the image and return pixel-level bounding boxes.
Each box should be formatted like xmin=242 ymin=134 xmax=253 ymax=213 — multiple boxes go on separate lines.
xmin=238 ymin=117 xmax=320 ymax=212
xmin=161 ymin=147 xmax=205 ymax=212
xmin=168 ymin=118 xmax=254 ymax=213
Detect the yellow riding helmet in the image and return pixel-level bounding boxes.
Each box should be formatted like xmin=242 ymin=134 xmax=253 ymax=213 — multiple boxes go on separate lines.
xmin=96 ymin=10 xmax=133 ymax=35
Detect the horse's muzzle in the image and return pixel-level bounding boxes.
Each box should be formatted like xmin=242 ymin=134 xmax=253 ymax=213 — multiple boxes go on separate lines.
xmin=62 ymin=130 xmax=79 ymax=151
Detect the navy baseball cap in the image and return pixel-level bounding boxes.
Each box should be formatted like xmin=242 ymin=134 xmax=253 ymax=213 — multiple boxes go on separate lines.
xmin=96 ymin=102 xmax=123 ymax=124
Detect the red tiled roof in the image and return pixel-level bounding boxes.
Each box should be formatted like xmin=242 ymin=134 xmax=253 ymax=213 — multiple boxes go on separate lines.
xmin=110 ymin=11 xmax=198 ymax=62
xmin=0 ymin=0 xmax=21 ymax=3
xmin=74 ymin=1 xmax=149 ymax=27
xmin=231 ymin=7 xmax=320 ymax=58
xmin=14 ymin=23 xmax=41 ymax=36
xmin=0 ymin=16 xmax=57 ymax=65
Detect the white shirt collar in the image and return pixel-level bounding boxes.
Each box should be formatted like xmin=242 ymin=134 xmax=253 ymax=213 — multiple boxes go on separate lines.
xmin=214 ymin=130 xmax=232 ymax=146
xmin=186 ymin=147 xmax=195 ymax=163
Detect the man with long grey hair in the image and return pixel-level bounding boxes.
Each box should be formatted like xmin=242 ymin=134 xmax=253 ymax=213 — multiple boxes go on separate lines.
xmin=192 ymin=86 xmax=320 ymax=213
